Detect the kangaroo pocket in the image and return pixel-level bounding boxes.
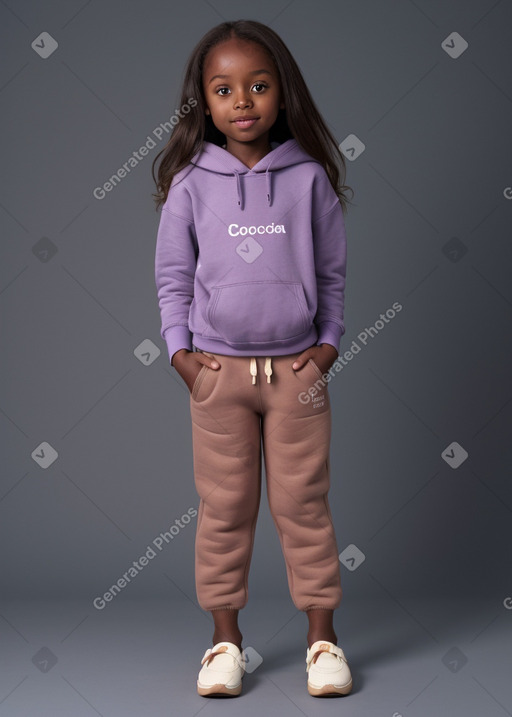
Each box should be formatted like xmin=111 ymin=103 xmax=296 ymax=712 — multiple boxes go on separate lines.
xmin=206 ymin=280 xmax=310 ymax=346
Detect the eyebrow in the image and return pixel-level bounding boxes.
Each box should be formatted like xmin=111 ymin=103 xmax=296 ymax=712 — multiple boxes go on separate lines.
xmin=207 ymin=69 xmax=273 ymax=85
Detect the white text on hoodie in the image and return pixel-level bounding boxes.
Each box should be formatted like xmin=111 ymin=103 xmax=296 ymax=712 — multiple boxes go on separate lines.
xmin=228 ymin=223 xmax=287 ymax=237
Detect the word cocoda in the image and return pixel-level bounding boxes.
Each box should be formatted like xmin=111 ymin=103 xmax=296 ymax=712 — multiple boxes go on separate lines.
xmin=228 ymin=223 xmax=287 ymax=237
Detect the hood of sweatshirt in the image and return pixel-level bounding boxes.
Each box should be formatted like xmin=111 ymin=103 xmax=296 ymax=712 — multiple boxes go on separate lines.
xmin=188 ymin=139 xmax=319 ymax=210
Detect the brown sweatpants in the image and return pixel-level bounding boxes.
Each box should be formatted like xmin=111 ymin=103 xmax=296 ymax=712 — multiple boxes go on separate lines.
xmin=189 ymin=348 xmax=343 ymax=612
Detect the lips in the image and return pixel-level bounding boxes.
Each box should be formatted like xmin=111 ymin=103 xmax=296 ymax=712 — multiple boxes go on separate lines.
xmin=232 ymin=117 xmax=259 ymax=128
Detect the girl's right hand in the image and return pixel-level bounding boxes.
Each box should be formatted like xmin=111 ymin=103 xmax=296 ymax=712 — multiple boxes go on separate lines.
xmin=171 ymin=349 xmax=220 ymax=394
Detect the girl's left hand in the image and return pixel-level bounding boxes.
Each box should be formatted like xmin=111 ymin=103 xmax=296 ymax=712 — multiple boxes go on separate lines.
xmin=292 ymin=343 xmax=339 ymax=375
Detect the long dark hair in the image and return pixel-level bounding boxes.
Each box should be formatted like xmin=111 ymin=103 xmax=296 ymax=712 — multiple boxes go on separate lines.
xmin=151 ymin=19 xmax=354 ymax=213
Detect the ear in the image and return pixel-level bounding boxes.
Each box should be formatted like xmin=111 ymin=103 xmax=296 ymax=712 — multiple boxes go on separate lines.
xmin=205 ymin=107 xmax=211 ymax=115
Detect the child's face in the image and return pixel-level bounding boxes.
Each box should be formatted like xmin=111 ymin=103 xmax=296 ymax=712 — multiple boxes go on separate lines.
xmin=202 ymin=37 xmax=284 ymax=150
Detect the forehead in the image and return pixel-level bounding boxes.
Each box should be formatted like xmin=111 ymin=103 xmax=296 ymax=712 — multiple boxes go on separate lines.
xmin=203 ymin=37 xmax=275 ymax=76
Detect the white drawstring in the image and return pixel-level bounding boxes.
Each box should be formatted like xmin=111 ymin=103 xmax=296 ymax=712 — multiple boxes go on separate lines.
xmin=249 ymin=357 xmax=272 ymax=384
xmin=265 ymin=357 xmax=272 ymax=383
xmin=250 ymin=358 xmax=257 ymax=384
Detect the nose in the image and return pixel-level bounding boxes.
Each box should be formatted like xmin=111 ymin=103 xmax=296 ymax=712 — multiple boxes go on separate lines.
xmin=234 ymin=91 xmax=252 ymax=110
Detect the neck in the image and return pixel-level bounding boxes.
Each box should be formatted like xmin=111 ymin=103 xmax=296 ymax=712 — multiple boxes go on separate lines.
xmin=224 ymin=136 xmax=272 ymax=169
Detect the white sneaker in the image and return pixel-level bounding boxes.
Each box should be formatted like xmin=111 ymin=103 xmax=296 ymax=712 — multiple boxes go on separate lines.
xmin=305 ymin=640 xmax=353 ymax=696
xmin=197 ymin=641 xmax=245 ymax=696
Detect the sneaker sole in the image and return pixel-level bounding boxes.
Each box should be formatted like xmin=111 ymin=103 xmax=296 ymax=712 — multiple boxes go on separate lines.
xmin=197 ymin=681 xmax=242 ymax=697
xmin=307 ymin=677 xmax=353 ymax=696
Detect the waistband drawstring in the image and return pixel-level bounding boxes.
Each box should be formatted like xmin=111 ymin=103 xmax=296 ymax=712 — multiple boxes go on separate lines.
xmin=250 ymin=357 xmax=273 ymax=384
xmin=265 ymin=357 xmax=273 ymax=383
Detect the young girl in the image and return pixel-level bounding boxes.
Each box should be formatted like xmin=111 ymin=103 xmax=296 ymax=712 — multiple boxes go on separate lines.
xmin=152 ymin=19 xmax=354 ymax=698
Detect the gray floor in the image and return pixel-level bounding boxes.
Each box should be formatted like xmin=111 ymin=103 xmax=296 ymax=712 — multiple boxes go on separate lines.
xmin=1 ymin=594 xmax=510 ymax=716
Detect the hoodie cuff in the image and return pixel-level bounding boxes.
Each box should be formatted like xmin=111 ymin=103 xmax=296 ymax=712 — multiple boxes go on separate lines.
xmin=316 ymin=321 xmax=344 ymax=354
xmin=164 ymin=325 xmax=193 ymax=365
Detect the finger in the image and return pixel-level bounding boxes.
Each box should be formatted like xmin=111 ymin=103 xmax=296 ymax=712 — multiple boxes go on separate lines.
xmin=200 ymin=355 xmax=220 ymax=369
xmin=292 ymin=356 xmax=308 ymax=370
xmin=195 ymin=351 xmax=220 ymax=370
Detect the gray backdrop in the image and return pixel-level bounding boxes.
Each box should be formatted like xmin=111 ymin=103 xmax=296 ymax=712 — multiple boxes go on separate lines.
xmin=1 ymin=1 xmax=511 ymax=715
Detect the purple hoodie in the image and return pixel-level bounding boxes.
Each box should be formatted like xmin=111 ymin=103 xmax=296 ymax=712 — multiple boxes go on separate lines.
xmin=155 ymin=138 xmax=347 ymax=363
